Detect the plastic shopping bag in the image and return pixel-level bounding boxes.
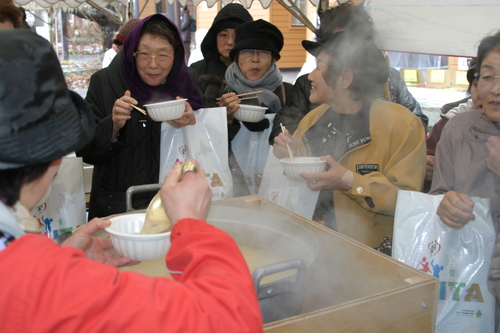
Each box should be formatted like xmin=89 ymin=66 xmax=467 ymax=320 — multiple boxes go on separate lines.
xmin=258 ymin=147 xmax=320 ymax=219
xmin=159 ymin=107 xmax=232 ymax=200
xmin=31 ymin=155 xmax=86 ymax=239
xmin=393 ymin=190 xmax=496 ymax=333
xmin=232 ymin=114 xmax=275 ymax=194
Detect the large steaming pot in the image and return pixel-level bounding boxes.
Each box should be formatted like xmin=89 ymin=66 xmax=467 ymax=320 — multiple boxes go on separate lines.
xmin=123 ymin=186 xmax=319 ymax=324
xmin=207 ymin=206 xmax=319 ymax=324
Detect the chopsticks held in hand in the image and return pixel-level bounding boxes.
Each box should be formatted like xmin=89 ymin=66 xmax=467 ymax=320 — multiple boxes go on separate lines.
xmin=280 ymin=123 xmax=295 ymax=162
xmin=216 ymin=90 xmax=263 ymax=101
xmin=129 ymin=103 xmax=147 ymax=116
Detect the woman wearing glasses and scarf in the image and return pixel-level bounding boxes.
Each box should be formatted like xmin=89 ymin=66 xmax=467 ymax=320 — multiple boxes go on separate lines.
xmin=79 ymin=14 xmax=203 ymax=220
xmin=203 ymin=19 xmax=292 ymax=196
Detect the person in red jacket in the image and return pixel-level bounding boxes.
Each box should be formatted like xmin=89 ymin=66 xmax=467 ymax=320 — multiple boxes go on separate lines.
xmin=0 ymin=29 xmax=262 ymax=333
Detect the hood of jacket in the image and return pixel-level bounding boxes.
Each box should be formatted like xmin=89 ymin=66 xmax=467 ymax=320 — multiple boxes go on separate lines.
xmin=201 ymin=4 xmax=253 ymax=62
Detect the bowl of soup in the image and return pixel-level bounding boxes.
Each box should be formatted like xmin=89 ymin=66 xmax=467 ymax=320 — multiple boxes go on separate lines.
xmin=106 ymin=213 xmax=171 ymax=261
xmin=144 ymin=99 xmax=186 ymax=122
xmin=234 ymin=104 xmax=267 ymax=122
xmin=280 ymin=157 xmax=326 ymax=181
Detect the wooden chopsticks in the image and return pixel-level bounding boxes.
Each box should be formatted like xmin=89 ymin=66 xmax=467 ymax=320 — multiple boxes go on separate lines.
xmin=129 ymin=103 xmax=147 ymax=116
xmin=280 ymin=123 xmax=295 ymax=162
xmin=216 ymin=90 xmax=263 ymax=101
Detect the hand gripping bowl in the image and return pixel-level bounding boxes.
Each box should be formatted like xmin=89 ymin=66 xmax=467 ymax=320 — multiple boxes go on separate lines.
xmin=280 ymin=157 xmax=326 ymax=181
xmin=144 ymin=98 xmax=187 ymax=122
xmin=106 ymin=213 xmax=171 ymax=261
xmin=234 ymin=104 xmax=267 ymax=122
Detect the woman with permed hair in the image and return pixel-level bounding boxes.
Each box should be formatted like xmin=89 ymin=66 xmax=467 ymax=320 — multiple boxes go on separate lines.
xmin=273 ymin=31 xmax=426 ymax=247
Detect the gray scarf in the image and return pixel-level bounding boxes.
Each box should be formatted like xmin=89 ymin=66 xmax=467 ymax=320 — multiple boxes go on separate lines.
xmin=225 ymin=62 xmax=283 ymax=113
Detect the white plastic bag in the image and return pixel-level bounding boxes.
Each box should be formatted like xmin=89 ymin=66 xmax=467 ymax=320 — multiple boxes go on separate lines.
xmin=31 ymin=155 xmax=86 ymax=238
xmin=393 ymin=190 xmax=496 ymax=333
xmin=258 ymin=148 xmax=320 ymax=219
xmin=231 ymin=114 xmax=275 ymax=194
xmin=159 ymin=107 xmax=233 ymax=200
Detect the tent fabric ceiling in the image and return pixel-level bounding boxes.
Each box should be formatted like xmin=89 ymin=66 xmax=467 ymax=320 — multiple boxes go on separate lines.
xmin=12 ymin=0 xmax=499 ymax=57
xmin=13 ymin=0 xmax=127 ymax=9
xmin=171 ymin=0 xmax=319 ymax=10
xmin=365 ymin=1 xmax=500 ymax=57
xmin=14 ymin=0 xmax=317 ymax=10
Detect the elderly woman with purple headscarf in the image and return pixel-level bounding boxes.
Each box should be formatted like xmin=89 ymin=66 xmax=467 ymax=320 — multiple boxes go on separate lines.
xmin=78 ymin=14 xmax=203 ymax=219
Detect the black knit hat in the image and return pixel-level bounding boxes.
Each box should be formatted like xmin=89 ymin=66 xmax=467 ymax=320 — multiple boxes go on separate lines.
xmin=230 ymin=19 xmax=284 ymax=60
xmin=0 ymin=30 xmax=95 ymax=170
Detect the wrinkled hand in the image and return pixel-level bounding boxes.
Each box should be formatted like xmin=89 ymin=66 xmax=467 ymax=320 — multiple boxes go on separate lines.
xmin=218 ymin=92 xmax=241 ymax=123
xmin=425 ymin=155 xmax=435 ymax=182
xmin=272 ymin=130 xmax=297 ymax=159
xmin=486 ymin=136 xmax=500 ymax=176
xmin=112 ymin=90 xmax=137 ymax=138
xmin=161 ymin=159 xmax=212 ymax=225
xmin=62 ymin=218 xmax=140 ymax=267
xmin=437 ymin=191 xmax=476 ymax=228
xmin=300 ymin=155 xmax=352 ymax=191
xmin=168 ymin=97 xmax=196 ymax=128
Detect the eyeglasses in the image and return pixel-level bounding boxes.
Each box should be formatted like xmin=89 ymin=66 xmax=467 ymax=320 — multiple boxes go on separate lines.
xmin=239 ymin=49 xmax=272 ymax=59
xmin=134 ymin=51 xmax=174 ymax=64
xmin=475 ymin=72 xmax=500 ymax=85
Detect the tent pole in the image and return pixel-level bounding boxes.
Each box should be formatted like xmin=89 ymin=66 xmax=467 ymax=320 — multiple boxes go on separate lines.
xmin=87 ymin=0 xmax=123 ymax=25
xmin=275 ymin=0 xmax=317 ymax=33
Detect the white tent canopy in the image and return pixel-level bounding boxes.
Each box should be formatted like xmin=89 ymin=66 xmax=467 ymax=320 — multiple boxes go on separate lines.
xmin=171 ymin=0 xmax=319 ymax=10
xmin=14 ymin=0 xmax=127 ymax=10
xmin=365 ymin=0 xmax=499 ymax=57
xmin=173 ymin=0 xmax=499 ymax=57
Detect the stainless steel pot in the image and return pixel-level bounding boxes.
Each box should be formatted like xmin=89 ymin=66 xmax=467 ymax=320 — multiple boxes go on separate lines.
xmin=125 ymin=187 xmax=319 ymax=324
xmin=207 ymin=206 xmax=319 ymax=324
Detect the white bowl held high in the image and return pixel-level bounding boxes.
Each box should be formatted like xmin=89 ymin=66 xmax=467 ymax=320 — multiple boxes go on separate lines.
xmin=234 ymin=104 xmax=267 ymax=122
xmin=106 ymin=213 xmax=171 ymax=261
xmin=280 ymin=157 xmax=326 ymax=182
xmin=144 ymin=99 xmax=187 ymax=122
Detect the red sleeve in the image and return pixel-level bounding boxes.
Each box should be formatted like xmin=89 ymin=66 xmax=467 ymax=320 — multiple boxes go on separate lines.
xmin=0 ymin=218 xmax=263 ymax=333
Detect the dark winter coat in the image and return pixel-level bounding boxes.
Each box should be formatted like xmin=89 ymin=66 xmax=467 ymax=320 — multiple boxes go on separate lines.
xmin=78 ymin=53 xmax=162 ymax=219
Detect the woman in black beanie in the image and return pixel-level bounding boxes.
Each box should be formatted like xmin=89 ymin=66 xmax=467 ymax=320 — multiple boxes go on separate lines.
xmin=189 ymin=3 xmax=253 ymax=94
xmin=203 ymin=19 xmax=293 ymax=197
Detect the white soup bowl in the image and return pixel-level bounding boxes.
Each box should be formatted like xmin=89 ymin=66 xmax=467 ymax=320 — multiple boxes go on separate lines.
xmin=144 ymin=99 xmax=187 ymax=122
xmin=234 ymin=104 xmax=267 ymax=122
xmin=280 ymin=157 xmax=326 ymax=182
xmin=106 ymin=213 xmax=171 ymax=261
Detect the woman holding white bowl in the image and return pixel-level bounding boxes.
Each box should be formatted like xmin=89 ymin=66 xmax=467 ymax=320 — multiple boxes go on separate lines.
xmin=203 ymin=19 xmax=292 ymax=196
xmin=273 ymin=32 xmax=426 ymax=248
xmin=79 ymin=14 xmax=203 ymax=219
